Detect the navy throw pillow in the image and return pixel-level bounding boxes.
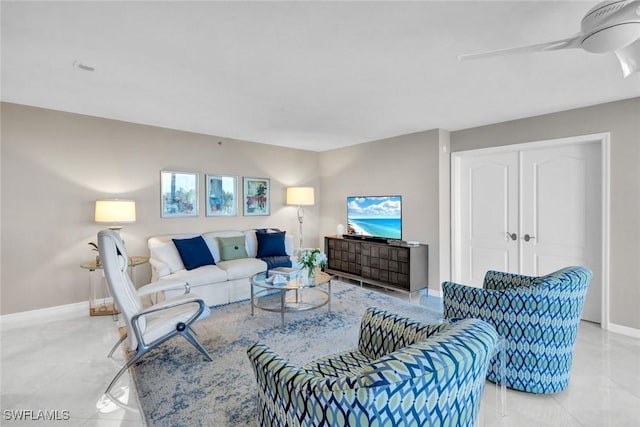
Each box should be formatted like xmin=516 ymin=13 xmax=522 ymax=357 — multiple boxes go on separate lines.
xmin=172 ymin=236 xmax=215 ymax=270
xmin=262 ymin=255 xmax=292 ymax=270
xmin=256 ymin=230 xmax=287 ymax=258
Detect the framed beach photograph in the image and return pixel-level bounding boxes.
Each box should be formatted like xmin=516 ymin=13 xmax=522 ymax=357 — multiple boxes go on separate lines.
xmin=205 ymin=174 xmax=238 ymax=217
xmin=161 ymin=171 xmax=198 ymax=218
xmin=243 ymin=177 xmax=270 ymax=216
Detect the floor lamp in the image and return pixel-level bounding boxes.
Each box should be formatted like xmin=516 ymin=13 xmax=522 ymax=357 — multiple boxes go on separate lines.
xmin=286 ymin=187 xmax=315 ymax=252
xmin=93 ymin=199 xmax=136 ymax=315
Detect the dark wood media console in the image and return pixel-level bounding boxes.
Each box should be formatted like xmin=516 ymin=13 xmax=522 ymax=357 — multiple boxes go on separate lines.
xmin=324 ymin=236 xmax=429 ymax=293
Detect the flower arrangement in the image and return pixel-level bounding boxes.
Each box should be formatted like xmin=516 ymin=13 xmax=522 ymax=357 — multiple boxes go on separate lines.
xmin=299 ymin=248 xmax=327 ymax=279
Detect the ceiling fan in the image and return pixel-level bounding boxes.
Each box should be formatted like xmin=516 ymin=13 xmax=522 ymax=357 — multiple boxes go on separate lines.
xmin=459 ymin=0 xmax=640 ymax=78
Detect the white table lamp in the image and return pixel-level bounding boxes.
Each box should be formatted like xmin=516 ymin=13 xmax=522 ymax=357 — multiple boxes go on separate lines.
xmin=286 ymin=187 xmax=315 ymax=251
xmin=95 ymin=199 xmax=136 ymax=233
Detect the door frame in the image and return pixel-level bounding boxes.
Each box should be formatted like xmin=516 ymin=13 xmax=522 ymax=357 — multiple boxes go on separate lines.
xmin=451 ymin=132 xmax=611 ymax=330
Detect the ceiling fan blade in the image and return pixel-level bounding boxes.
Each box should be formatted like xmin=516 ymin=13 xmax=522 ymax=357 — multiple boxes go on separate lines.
xmin=615 ymin=38 xmax=640 ymax=77
xmin=458 ymin=35 xmax=582 ymax=61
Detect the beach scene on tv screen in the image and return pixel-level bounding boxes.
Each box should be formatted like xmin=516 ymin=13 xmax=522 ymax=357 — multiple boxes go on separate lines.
xmin=347 ymin=196 xmax=402 ymax=239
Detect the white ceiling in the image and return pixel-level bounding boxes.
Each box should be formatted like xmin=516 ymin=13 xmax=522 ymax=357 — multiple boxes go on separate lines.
xmin=2 ymin=1 xmax=639 ymax=152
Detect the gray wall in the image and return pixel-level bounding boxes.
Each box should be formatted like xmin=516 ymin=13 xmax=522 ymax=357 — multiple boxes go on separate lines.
xmin=318 ymin=129 xmax=449 ymax=291
xmin=450 ymin=97 xmax=640 ymax=330
xmin=3 ymin=98 xmax=638 ymax=331
xmin=1 ymin=103 xmax=320 ymax=315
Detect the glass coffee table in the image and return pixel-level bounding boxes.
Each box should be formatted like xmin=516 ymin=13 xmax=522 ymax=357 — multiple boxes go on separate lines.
xmin=250 ymin=270 xmax=332 ymax=329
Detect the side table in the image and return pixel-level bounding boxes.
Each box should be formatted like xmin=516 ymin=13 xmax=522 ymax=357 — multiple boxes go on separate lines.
xmin=80 ymin=256 xmax=149 ymax=317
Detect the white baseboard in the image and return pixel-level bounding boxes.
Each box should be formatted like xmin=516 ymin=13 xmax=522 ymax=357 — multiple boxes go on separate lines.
xmin=607 ymin=322 xmax=640 ymax=339
xmin=427 ymin=287 xmax=442 ymax=298
xmin=0 ymin=301 xmax=88 ymax=327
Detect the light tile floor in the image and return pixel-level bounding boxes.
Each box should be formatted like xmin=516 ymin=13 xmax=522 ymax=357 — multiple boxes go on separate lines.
xmin=1 ymin=286 xmax=639 ymax=426
xmin=1 ymin=312 xmax=144 ymax=426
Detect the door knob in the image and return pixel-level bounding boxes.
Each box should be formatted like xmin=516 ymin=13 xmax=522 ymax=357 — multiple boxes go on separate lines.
xmin=506 ymin=232 xmax=517 ymax=241
xmin=524 ymin=234 xmax=535 ymax=242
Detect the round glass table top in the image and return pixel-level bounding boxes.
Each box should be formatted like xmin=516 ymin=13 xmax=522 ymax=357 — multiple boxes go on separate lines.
xmin=251 ymin=270 xmax=331 ymax=290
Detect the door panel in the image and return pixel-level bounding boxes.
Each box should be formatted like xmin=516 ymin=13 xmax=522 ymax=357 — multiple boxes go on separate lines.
xmin=536 ymin=254 xmax=587 ymax=276
xmin=453 ymin=140 xmax=602 ymax=323
xmin=457 ymin=152 xmax=519 ymax=287
xmin=471 ymin=247 xmax=511 ymax=281
xmin=521 ymin=143 xmax=601 ymax=322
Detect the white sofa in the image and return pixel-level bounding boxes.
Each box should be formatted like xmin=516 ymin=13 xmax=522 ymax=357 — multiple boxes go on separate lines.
xmin=148 ymin=230 xmax=295 ymax=306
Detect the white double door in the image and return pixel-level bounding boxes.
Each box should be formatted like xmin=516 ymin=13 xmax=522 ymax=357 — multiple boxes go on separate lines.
xmin=452 ymin=140 xmax=602 ymax=323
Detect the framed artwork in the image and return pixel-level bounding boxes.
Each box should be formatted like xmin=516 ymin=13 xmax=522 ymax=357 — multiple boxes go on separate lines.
xmin=205 ymin=175 xmax=238 ymax=217
xmin=161 ymin=171 xmax=198 ymax=218
xmin=243 ymin=177 xmax=270 ymax=216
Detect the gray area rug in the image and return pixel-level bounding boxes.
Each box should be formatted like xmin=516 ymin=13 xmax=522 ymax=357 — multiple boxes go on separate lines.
xmin=130 ymin=280 xmax=443 ymax=426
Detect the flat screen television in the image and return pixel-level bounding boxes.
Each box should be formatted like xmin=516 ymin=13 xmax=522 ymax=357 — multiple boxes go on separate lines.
xmin=346 ymin=195 xmax=402 ymax=240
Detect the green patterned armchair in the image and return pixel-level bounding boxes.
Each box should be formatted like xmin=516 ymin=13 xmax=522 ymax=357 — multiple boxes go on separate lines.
xmin=246 ymin=307 xmax=499 ymax=427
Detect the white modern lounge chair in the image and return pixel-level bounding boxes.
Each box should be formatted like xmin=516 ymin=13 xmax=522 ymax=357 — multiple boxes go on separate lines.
xmin=98 ymin=230 xmax=212 ymax=393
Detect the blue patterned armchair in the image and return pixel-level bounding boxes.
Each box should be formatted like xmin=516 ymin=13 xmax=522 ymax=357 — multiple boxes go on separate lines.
xmin=443 ymin=266 xmax=592 ymax=394
xmin=247 ymin=307 xmax=499 ymax=427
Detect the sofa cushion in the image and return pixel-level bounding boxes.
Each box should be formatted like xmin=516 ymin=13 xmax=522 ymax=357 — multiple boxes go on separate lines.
xmin=218 ymin=236 xmax=249 ymax=261
xmin=152 ymin=242 xmax=185 ymax=273
xmin=256 ymin=230 xmax=287 ymax=258
xmin=217 ymin=258 xmax=267 ymax=281
xmin=173 ymin=236 xmax=215 ymax=270
xmin=244 ymin=230 xmax=259 ymax=258
xmin=164 ymin=264 xmax=228 ymax=287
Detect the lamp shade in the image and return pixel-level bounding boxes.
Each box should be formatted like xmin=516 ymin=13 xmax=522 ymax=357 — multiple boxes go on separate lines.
xmin=286 ymin=187 xmax=315 ymax=206
xmin=95 ymin=199 xmax=136 ymax=224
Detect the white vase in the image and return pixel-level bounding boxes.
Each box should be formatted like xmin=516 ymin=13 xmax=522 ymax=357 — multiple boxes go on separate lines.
xmin=337 ymin=223 xmax=345 ymax=237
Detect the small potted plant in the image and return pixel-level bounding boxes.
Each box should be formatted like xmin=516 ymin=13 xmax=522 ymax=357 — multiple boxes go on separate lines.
xmin=299 ymin=248 xmax=327 ymax=282
xmin=89 ymin=242 xmax=100 ymax=266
